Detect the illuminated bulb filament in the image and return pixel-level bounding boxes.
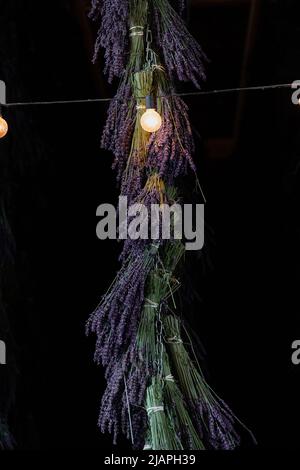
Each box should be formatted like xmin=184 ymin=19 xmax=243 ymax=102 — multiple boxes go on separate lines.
xmin=140 ymin=108 xmax=162 ymax=133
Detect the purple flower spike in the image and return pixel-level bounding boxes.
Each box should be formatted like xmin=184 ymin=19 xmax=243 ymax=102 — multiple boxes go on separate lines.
xmin=90 ymin=0 xmax=129 ymax=82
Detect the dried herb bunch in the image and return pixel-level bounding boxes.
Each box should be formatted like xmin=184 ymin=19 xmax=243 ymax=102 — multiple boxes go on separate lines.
xmin=87 ymin=0 xmax=253 ymax=451
xmin=152 ymin=0 xmax=207 ymax=88
xmin=90 ymin=0 xmax=129 ymax=82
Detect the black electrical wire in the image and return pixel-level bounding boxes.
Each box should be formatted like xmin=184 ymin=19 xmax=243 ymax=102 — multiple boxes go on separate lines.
xmin=0 ymin=82 xmax=294 ymax=109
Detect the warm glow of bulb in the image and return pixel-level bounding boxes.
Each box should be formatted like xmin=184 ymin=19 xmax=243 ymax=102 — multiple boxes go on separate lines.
xmin=140 ymin=108 xmax=162 ymax=133
xmin=0 ymin=116 xmax=8 ymax=139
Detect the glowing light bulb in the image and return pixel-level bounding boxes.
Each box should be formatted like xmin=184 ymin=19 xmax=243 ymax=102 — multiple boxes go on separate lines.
xmin=0 ymin=116 xmax=8 ymax=139
xmin=140 ymin=108 xmax=162 ymax=133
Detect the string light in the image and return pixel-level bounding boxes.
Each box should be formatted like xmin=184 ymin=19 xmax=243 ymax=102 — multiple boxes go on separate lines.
xmin=0 ymin=82 xmax=294 ymax=109
xmin=0 ymin=80 xmax=292 ymax=138
xmin=140 ymin=108 xmax=162 ymax=132
xmin=140 ymin=95 xmax=162 ymax=133
xmin=0 ymin=115 xmax=8 ymax=139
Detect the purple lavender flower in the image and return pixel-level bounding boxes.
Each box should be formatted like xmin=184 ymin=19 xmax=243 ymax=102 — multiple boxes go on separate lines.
xmin=97 ymin=350 xmax=149 ymax=448
xmin=147 ymin=95 xmax=196 ymax=182
xmin=101 ymin=80 xmax=135 ymax=180
xmin=89 ymin=0 xmax=102 ymax=20
xmin=120 ymin=154 xmax=146 ymax=203
xmin=194 ymin=399 xmax=241 ymax=450
xmin=119 ymin=174 xmax=167 ymax=261
xmin=89 ymin=0 xmax=129 ymax=82
xmin=152 ymin=0 xmax=207 ymax=88
xmin=86 ymin=245 xmax=158 ymax=369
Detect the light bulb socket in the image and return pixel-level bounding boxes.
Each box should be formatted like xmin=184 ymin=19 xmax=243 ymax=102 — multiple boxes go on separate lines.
xmin=145 ymin=95 xmax=155 ymax=110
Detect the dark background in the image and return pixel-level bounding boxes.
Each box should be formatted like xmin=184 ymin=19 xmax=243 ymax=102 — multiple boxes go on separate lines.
xmin=0 ymin=0 xmax=299 ymax=451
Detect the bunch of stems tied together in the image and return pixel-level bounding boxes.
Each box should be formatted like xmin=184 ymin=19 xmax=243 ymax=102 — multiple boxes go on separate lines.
xmin=87 ymin=0 xmax=254 ymax=450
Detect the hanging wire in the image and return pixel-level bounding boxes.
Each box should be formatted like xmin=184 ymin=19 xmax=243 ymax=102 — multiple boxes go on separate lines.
xmin=0 ymin=82 xmax=294 ymax=108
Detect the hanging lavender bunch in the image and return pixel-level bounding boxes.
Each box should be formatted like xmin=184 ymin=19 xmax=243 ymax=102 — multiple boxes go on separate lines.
xmin=152 ymin=0 xmax=207 ymax=88
xmin=195 ymin=398 xmax=241 ymax=450
xmin=97 ymin=354 xmax=149 ymax=448
xmin=145 ymin=376 xmax=183 ymax=450
xmin=119 ymin=70 xmax=154 ymax=201
xmin=161 ymin=351 xmax=205 ymax=450
xmin=86 ymin=244 xmax=158 ymax=368
xmin=96 ymin=239 xmax=186 ymax=449
xmin=104 ymin=242 xmax=186 ymax=449
xmin=119 ymin=173 xmax=167 ymax=261
xmin=89 ymin=0 xmax=129 ymax=83
xmin=163 ymin=315 xmax=254 ymax=450
xmin=102 ymin=79 xmax=135 ymax=180
xmin=101 ymin=0 xmax=149 ymax=180
xmin=147 ymin=94 xmax=196 ymax=181
xmin=121 ymin=364 xmax=149 ymax=447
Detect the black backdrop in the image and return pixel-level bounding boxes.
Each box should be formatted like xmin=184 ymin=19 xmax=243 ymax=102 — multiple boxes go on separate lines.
xmin=0 ymin=0 xmax=299 ymax=451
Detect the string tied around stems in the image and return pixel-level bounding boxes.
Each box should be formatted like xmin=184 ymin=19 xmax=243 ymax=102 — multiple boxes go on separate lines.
xmin=166 ymin=335 xmax=183 ymax=344
xmin=144 ymin=298 xmax=159 ymax=308
xmin=129 ymin=25 xmax=144 ymax=37
xmin=165 ymin=374 xmax=175 ymax=382
xmin=147 ymin=405 xmax=164 ymax=416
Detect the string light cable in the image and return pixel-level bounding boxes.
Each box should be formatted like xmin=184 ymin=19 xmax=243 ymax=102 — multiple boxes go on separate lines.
xmin=0 ymin=81 xmax=299 ymax=139
xmin=0 ymin=82 xmax=297 ymax=109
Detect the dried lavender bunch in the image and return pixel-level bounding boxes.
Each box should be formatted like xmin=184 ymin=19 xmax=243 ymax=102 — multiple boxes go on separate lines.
xmin=96 ymin=241 xmax=184 ymax=449
xmin=89 ymin=0 xmax=102 ymax=19
xmin=103 ymin=80 xmax=196 ymax=189
xmin=195 ymin=398 xmax=241 ymax=450
xmin=120 ymin=69 xmax=153 ymax=201
xmin=136 ymin=243 xmax=184 ymax=371
xmin=121 ymin=364 xmax=149 ymax=448
xmin=119 ymin=173 xmax=168 ymax=261
xmin=97 ymin=352 xmax=149 ymax=448
xmin=111 ymin=243 xmax=185 ymax=448
xmin=97 ymin=360 xmax=125 ymax=444
xmin=90 ymin=0 xmax=129 ymax=82
xmin=101 ymin=0 xmax=149 ymax=175
xmin=161 ymin=352 xmax=205 ymax=450
xmin=145 ymin=376 xmax=183 ymax=450
xmin=128 ymin=0 xmax=149 ymax=72
xmin=163 ymin=315 xmax=244 ymax=450
xmin=147 ymin=94 xmax=196 ymax=181
xmin=98 ymin=264 xmax=185 ymax=450
xmin=102 ymin=80 xmax=134 ymax=175
xmin=152 ymin=0 xmax=207 ymax=88
xmin=86 ymin=244 xmax=159 ymax=369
